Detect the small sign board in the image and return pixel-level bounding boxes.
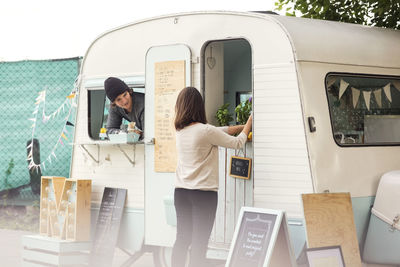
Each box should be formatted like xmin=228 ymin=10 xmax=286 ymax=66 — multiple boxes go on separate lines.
xmin=229 ymin=156 xmax=252 ymax=179
xmin=226 ymin=207 xmax=295 ymax=267
xmin=90 ymin=187 xmax=127 ymax=267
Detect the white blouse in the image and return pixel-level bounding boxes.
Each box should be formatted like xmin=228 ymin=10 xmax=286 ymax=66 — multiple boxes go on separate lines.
xmin=175 ymin=123 xmax=247 ymax=191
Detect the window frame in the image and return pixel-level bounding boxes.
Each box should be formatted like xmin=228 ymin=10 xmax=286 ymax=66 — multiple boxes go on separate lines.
xmin=86 ymin=77 xmax=145 ymax=141
xmin=325 ymin=72 xmax=400 ymax=147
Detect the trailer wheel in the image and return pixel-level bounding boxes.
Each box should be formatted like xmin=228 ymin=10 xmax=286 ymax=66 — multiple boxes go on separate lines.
xmin=153 ymin=246 xmax=172 ymax=267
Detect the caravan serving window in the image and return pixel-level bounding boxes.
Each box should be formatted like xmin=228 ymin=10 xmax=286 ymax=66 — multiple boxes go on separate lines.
xmin=326 ymin=74 xmax=400 ymax=146
xmin=87 ymin=82 xmax=145 ymax=140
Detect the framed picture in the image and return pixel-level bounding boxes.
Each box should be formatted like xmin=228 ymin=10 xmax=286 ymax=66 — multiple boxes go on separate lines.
xmin=306 ymin=246 xmax=345 ymax=267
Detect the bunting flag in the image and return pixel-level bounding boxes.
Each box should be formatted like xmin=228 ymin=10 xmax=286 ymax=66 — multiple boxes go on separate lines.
xmin=61 ymin=133 xmax=68 ymax=140
xmin=363 ymin=91 xmax=372 ymax=110
xmin=339 ymin=79 xmax=349 ymax=99
xmin=374 ymin=89 xmax=382 ymax=108
xmin=352 ymin=87 xmax=360 ymax=108
xmin=327 ymin=76 xmax=337 ymax=88
xmin=393 ymin=81 xmax=400 ymax=92
xmin=27 ymin=77 xmax=80 ymax=171
xmin=383 ymin=83 xmax=392 ymax=102
xmin=66 ymin=93 xmax=76 ymax=99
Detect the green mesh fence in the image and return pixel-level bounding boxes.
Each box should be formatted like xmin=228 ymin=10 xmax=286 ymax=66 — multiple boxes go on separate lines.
xmin=0 ymin=58 xmax=80 ymax=204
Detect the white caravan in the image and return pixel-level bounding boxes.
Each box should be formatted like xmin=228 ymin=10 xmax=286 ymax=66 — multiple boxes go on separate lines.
xmin=70 ymin=11 xmax=400 ymax=266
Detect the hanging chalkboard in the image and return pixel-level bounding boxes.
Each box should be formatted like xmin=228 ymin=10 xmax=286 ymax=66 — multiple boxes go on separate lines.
xmin=226 ymin=207 xmax=296 ymax=267
xmin=90 ymin=187 xmax=127 ymax=267
xmin=230 ymin=156 xmax=252 ymax=179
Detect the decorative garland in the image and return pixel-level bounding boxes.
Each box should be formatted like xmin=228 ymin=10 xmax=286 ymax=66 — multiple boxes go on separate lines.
xmin=27 ymin=81 xmax=79 ymax=172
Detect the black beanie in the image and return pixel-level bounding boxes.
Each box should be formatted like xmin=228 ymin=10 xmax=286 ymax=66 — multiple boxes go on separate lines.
xmin=104 ymin=77 xmax=130 ymax=102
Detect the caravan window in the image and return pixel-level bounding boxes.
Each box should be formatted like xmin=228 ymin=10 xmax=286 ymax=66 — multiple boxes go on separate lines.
xmin=87 ymin=83 xmax=145 ymax=140
xmin=326 ymin=74 xmax=400 ymax=146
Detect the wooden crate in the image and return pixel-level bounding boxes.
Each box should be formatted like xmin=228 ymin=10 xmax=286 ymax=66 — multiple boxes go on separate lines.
xmin=21 ymin=235 xmax=90 ymax=267
xmin=40 ymin=176 xmax=91 ymax=241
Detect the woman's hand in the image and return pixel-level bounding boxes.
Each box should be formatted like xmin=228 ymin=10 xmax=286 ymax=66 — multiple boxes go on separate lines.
xmin=242 ymin=115 xmax=252 ymax=136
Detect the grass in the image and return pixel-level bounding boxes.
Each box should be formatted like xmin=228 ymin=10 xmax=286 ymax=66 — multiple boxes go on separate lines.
xmin=0 ymin=204 xmax=39 ymax=232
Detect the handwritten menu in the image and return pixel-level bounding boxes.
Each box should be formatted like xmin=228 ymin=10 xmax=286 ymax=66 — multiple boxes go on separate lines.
xmin=90 ymin=187 xmax=127 ymax=267
xmin=154 ymin=60 xmax=185 ymax=172
xmin=229 ymin=212 xmax=277 ymax=267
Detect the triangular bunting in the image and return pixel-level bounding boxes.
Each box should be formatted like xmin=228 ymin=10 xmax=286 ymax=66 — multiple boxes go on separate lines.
xmin=59 ymin=139 xmax=64 ymax=146
xmin=393 ymin=81 xmax=400 ymax=92
xmin=61 ymin=133 xmax=68 ymax=140
xmin=66 ymin=121 xmax=74 ymax=127
xmin=374 ymin=89 xmax=382 ymax=108
xmin=352 ymin=87 xmax=360 ymax=108
xmin=383 ymin=83 xmax=392 ymax=102
xmin=66 ymin=93 xmax=75 ymax=99
xmin=327 ymin=76 xmax=337 ymax=88
xmin=339 ymin=80 xmax=349 ymax=99
xmin=363 ymin=91 xmax=371 ymax=110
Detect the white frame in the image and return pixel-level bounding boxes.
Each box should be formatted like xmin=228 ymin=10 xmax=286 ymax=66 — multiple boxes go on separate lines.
xmin=226 ymin=207 xmax=293 ymax=267
xmin=306 ymin=245 xmax=345 ymax=267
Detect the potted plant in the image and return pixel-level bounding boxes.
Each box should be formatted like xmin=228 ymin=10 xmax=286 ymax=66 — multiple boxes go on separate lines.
xmin=235 ymin=97 xmax=252 ymax=125
xmin=215 ymin=103 xmax=233 ymax=126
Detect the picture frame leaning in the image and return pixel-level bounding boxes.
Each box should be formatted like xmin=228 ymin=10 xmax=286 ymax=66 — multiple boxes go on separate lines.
xmin=306 ymin=245 xmax=346 ymax=267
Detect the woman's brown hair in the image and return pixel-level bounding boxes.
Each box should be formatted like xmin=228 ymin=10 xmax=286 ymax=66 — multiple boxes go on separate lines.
xmin=175 ymin=87 xmax=207 ymax=130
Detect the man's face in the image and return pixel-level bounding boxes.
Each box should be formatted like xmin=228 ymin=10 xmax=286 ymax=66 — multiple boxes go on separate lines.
xmin=114 ymin=91 xmax=132 ymax=110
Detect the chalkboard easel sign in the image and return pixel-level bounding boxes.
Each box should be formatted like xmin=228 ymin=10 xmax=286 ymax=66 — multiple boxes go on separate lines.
xmin=230 ymin=156 xmax=252 ymax=179
xmin=90 ymin=187 xmax=127 ymax=267
xmin=226 ymin=207 xmax=296 ymax=267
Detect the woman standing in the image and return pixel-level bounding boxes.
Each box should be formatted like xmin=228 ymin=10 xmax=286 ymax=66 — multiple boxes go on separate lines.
xmin=172 ymin=87 xmax=252 ymax=267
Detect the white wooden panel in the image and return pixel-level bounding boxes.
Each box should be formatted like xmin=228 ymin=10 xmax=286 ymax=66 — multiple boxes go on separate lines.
xmin=225 ymin=148 xmax=236 ymax=244
xmin=213 ymin=147 xmax=227 ymax=243
xmin=253 ymin=63 xmax=313 ymax=218
xmin=244 ymin=142 xmax=254 ymax=207
xmin=71 ymin=144 xmax=145 ymax=209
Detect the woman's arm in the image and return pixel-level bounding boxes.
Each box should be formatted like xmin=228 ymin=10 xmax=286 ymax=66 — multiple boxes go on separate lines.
xmin=226 ymin=125 xmax=244 ymax=135
xmin=207 ymin=115 xmax=253 ymax=149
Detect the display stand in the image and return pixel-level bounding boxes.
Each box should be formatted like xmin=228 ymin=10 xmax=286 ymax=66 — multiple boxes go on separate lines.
xmin=21 ymin=235 xmax=90 ymax=267
xmin=226 ymin=207 xmax=296 ymax=267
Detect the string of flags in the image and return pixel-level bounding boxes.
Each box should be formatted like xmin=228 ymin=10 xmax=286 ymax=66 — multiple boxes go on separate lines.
xmin=27 ymin=81 xmax=79 ymax=172
xmin=332 ymin=79 xmax=400 ymax=110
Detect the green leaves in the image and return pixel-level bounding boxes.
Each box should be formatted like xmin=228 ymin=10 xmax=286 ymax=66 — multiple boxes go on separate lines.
xmin=235 ymin=99 xmax=252 ymax=125
xmin=274 ymin=0 xmax=400 ymax=30
xmin=215 ymin=103 xmax=234 ymax=126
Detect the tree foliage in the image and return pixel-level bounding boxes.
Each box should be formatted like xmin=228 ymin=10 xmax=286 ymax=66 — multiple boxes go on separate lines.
xmin=274 ymin=0 xmax=400 ymax=30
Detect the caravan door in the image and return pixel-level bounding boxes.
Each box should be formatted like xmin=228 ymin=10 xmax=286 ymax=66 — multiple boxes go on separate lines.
xmin=144 ymin=44 xmax=191 ymax=247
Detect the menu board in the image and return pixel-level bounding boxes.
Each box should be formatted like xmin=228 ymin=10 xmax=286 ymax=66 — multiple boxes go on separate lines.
xmin=229 ymin=211 xmax=277 ymax=267
xmin=226 ymin=207 xmax=295 ymax=267
xmin=154 ymin=60 xmax=185 ymax=172
xmin=90 ymin=187 xmax=127 ymax=267
xmin=230 ymin=156 xmax=252 ymax=179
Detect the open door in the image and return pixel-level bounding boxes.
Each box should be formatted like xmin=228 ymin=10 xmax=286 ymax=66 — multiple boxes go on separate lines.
xmin=202 ymin=39 xmax=254 ymax=249
xmin=144 ymin=44 xmax=191 ymax=247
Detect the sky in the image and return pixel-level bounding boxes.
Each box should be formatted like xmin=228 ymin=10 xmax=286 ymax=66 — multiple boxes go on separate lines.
xmin=0 ymin=0 xmax=278 ymax=61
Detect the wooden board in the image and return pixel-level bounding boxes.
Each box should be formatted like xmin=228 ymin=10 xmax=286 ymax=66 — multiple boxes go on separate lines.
xmin=154 ymin=60 xmax=185 ymax=172
xmin=302 ymin=193 xmax=361 ymax=267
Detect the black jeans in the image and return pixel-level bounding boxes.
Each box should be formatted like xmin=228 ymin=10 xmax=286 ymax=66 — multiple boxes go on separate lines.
xmin=171 ymin=188 xmax=218 ymax=267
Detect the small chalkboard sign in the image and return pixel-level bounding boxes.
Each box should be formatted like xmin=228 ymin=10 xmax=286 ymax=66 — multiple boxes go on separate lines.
xmin=90 ymin=187 xmax=127 ymax=267
xmin=226 ymin=207 xmax=296 ymax=267
xmin=230 ymin=156 xmax=252 ymax=179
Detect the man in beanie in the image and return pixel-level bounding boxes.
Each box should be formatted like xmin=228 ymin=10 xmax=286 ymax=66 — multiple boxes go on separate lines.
xmin=104 ymin=77 xmax=144 ymax=138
